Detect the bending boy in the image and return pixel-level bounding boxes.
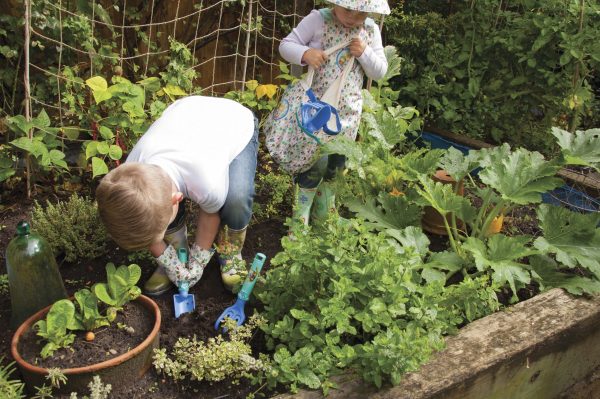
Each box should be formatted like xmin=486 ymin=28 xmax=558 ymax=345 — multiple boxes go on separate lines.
xmin=96 ymin=95 xmax=258 ymax=294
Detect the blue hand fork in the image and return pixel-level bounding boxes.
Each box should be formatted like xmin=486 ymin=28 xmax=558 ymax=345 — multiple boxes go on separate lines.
xmin=214 ymin=253 xmax=266 ymax=331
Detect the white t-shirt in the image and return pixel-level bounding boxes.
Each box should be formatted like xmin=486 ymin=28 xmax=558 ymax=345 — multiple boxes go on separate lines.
xmin=127 ymin=96 xmax=255 ymax=213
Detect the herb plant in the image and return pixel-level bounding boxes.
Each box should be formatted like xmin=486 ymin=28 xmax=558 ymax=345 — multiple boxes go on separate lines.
xmin=31 ymin=194 xmax=108 ymax=263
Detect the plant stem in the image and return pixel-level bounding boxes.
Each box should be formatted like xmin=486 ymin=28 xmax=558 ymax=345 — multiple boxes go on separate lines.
xmin=478 ymin=200 xmax=506 ymax=240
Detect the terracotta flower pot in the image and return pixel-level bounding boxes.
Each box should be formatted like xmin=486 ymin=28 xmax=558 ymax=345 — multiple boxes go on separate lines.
xmin=422 ymin=170 xmax=465 ymax=236
xmin=11 ymin=295 xmax=161 ymax=394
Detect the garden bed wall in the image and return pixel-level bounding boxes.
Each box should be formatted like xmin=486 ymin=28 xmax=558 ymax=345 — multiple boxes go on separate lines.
xmin=277 ymin=288 xmax=600 ymax=399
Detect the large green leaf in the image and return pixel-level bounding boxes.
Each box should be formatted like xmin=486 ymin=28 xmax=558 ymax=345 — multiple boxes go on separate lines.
xmin=533 ymin=204 xmax=600 ymax=278
xmin=463 ymin=235 xmax=537 ymax=300
xmin=478 ymin=144 xmax=563 ymax=205
xmin=421 ymin=251 xmax=465 ymax=283
xmin=400 ymin=149 xmax=444 ymax=181
xmin=439 ymin=147 xmax=480 ymax=182
xmin=91 ymin=156 xmax=109 ymax=178
xmin=529 ymin=255 xmax=600 ymax=296
xmin=347 ymin=193 xmax=421 ymax=232
xmin=416 ymin=176 xmax=476 ymax=223
xmin=551 ymin=127 xmax=600 ymax=170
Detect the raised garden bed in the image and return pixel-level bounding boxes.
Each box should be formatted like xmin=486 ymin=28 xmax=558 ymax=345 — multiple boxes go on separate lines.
xmin=276 ymin=288 xmax=600 ymax=399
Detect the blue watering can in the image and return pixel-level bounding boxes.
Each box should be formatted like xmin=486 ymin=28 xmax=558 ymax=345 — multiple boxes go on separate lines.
xmin=297 ymin=89 xmax=342 ymax=144
xmin=214 ymin=253 xmax=266 ymax=331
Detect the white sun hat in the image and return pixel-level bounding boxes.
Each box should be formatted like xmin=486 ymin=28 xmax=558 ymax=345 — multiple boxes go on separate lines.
xmin=326 ymin=0 xmax=391 ymax=15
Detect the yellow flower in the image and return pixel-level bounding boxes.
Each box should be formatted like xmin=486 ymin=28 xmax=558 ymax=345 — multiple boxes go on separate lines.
xmin=389 ymin=187 xmax=404 ymax=197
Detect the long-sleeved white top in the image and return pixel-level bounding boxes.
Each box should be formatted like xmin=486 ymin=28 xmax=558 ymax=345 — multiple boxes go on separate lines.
xmin=279 ymin=10 xmax=387 ymax=81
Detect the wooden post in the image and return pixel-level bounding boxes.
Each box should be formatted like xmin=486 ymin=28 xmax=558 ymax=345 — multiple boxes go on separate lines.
xmin=23 ymin=0 xmax=32 ymax=198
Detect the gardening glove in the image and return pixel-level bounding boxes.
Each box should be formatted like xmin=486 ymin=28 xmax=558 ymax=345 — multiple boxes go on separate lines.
xmin=156 ymin=244 xmax=213 ymax=288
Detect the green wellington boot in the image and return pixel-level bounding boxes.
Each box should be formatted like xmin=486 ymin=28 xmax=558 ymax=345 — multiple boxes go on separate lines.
xmin=293 ymin=185 xmax=317 ymax=226
xmin=144 ymin=218 xmax=188 ymax=296
xmin=216 ymin=225 xmax=248 ymax=291
xmin=312 ymin=182 xmax=336 ymax=221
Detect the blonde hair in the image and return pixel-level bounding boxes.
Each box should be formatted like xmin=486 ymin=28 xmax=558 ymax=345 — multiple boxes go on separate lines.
xmin=96 ymin=163 xmax=172 ymax=251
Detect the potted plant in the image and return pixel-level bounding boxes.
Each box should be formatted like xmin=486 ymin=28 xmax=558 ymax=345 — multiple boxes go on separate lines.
xmin=11 ymin=263 xmax=161 ymax=394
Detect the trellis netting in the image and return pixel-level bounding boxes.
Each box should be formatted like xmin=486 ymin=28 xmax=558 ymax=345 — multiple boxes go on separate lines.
xmin=23 ymin=0 xmax=316 ymax=122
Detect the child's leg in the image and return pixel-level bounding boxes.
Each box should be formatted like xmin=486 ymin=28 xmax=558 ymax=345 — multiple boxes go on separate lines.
xmin=293 ymin=155 xmax=328 ymax=225
xmin=218 ymin=118 xmax=259 ymax=290
xmin=144 ymin=201 xmax=187 ymax=296
xmin=313 ymin=154 xmax=346 ymax=220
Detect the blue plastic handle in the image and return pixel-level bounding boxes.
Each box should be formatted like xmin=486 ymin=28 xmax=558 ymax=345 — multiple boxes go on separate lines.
xmin=297 ymin=89 xmax=342 ymax=143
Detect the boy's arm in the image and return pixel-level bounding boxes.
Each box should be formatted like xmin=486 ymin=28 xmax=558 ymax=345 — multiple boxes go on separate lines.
xmin=194 ymin=208 xmax=220 ymax=250
xmin=356 ymin=24 xmax=388 ymax=81
xmin=279 ymin=10 xmax=324 ymax=65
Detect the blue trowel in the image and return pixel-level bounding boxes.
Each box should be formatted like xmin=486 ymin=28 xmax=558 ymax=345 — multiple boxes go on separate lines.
xmin=173 ymin=248 xmax=196 ymax=318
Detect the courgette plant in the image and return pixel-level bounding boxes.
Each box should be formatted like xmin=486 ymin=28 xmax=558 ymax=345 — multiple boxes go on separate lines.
xmin=331 ymin=122 xmax=600 ymax=302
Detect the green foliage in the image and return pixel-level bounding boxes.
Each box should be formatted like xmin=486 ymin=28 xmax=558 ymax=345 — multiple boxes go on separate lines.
xmin=0 ymin=274 xmax=8 ymax=296
xmin=84 ymin=73 xmax=186 ymax=177
xmin=72 ymin=289 xmax=111 ymax=331
xmin=31 ymin=194 xmax=108 ymax=263
xmin=34 ymin=262 xmax=142 ymax=358
xmin=34 ymin=299 xmax=78 ymax=359
xmin=255 ymin=218 xmax=498 ymax=391
xmin=477 ymin=144 xmax=563 ymax=205
xmin=253 ymin=157 xmax=293 ymax=222
xmin=534 ymin=204 xmax=600 ymax=279
xmin=93 ymin=263 xmax=142 ymax=308
xmin=463 ymin=235 xmax=538 ymax=302
xmin=153 ymin=314 xmax=269 ymax=383
xmin=68 ymin=376 xmax=112 ymax=399
xmin=225 ymin=79 xmax=280 ymax=119
xmin=159 ymin=37 xmax=198 ymax=92
xmin=7 ymin=109 xmax=68 ymax=180
xmin=0 ymin=357 xmax=25 ymax=399
xmin=552 ymin=127 xmax=600 ymax=170
xmin=386 ymin=1 xmax=600 ymax=151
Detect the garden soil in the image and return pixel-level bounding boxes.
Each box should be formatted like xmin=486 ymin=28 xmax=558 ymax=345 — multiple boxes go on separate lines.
xmin=0 ymin=191 xmax=286 ymax=398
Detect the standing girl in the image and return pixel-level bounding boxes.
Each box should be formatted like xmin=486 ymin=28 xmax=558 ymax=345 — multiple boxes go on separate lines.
xmin=273 ymin=0 xmax=390 ymax=225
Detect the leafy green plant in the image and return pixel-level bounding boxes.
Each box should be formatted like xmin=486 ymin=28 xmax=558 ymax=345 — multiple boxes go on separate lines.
xmin=93 ymin=263 xmax=142 ymax=309
xmin=7 ymin=109 xmax=68 ymax=182
xmin=255 ymin=218 xmax=498 ymax=391
xmin=153 ymin=314 xmax=269 ymax=383
xmin=84 ymin=63 xmax=192 ymax=177
xmin=71 ymin=289 xmax=111 ymax=332
xmin=31 ymin=194 xmax=108 ymax=263
xmin=225 ymin=79 xmax=280 ymax=117
xmin=34 ymin=299 xmax=78 ymax=358
xmin=386 ymin=1 xmax=600 ymax=152
xmin=0 ymin=357 xmax=25 ymax=399
xmin=337 ymin=119 xmax=600 ymax=301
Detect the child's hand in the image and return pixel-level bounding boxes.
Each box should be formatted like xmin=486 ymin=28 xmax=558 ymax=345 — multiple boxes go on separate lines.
xmin=349 ymin=38 xmax=366 ymax=57
xmin=302 ymin=49 xmax=328 ymax=69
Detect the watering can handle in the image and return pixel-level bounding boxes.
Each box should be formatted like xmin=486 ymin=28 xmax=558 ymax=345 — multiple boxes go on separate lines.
xmin=238 ymin=253 xmax=266 ymax=302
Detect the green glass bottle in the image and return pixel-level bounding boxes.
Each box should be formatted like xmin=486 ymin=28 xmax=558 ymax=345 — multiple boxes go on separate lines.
xmin=6 ymin=221 xmax=67 ymax=328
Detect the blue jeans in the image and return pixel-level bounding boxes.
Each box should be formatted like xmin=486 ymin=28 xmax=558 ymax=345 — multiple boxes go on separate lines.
xmin=219 ymin=117 xmax=259 ymax=230
xmin=295 ymin=154 xmax=346 ymax=189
